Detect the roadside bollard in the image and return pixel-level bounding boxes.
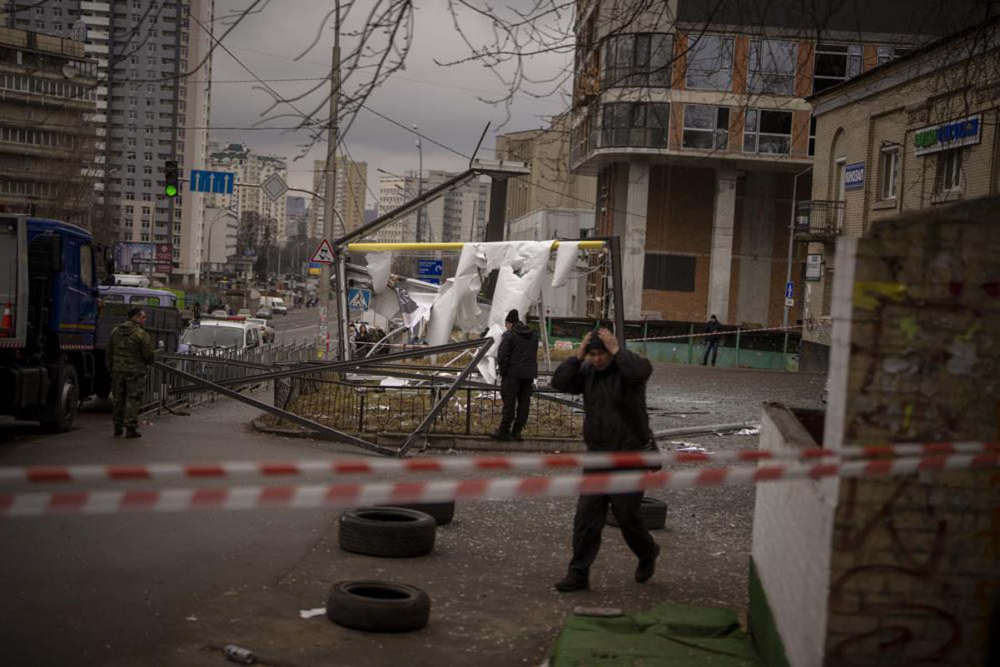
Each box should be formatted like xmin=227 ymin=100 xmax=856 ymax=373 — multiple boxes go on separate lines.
xmin=224 ymin=644 xmax=256 ymax=664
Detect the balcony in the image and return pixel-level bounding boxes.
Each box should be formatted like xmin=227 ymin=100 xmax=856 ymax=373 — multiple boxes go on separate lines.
xmin=795 ymin=200 xmax=845 ymax=242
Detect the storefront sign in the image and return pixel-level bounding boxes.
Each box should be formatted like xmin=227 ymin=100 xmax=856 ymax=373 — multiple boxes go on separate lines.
xmin=914 ymin=114 xmax=982 ymax=155
xmin=844 ymin=162 xmax=865 ymax=190
xmin=806 ymin=254 xmax=823 ymax=281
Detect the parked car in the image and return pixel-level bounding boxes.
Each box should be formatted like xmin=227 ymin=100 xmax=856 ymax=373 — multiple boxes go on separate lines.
xmin=211 ymin=309 xmax=228 ymax=318
xmin=256 ymin=307 xmax=273 ymax=320
xmin=247 ymin=317 xmax=275 ymax=344
xmin=180 ymin=319 xmax=263 ymax=353
xmin=237 ymin=308 xmax=252 ymax=317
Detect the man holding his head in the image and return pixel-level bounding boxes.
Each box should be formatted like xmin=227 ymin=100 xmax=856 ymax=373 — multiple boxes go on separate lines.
xmin=107 ymin=306 xmax=156 ymax=438
xmin=550 ymin=328 xmax=660 ymax=592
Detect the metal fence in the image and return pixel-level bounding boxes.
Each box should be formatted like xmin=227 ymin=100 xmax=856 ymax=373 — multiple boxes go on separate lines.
xmin=273 ymin=374 xmax=582 ymax=439
xmin=140 ymin=340 xmax=317 ymax=416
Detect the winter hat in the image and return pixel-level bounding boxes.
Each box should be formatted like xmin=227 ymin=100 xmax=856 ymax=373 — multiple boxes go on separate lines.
xmin=505 ymin=309 xmax=519 ymax=324
xmin=585 ymin=333 xmax=607 ymax=353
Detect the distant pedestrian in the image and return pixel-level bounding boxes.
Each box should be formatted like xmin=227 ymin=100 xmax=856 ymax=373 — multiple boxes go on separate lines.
xmin=107 ymin=306 xmax=156 ymax=438
xmin=490 ymin=309 xmax=539 ymax=441
xmin=702 ymin=314 xmax=722 ymax=367
xmin=550 ymin=328 xmax=660 ymax=592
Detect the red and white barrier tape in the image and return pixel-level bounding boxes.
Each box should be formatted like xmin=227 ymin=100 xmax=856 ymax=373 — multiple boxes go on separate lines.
xmin=2 ymin=442 xmax=996 ymax=486
xmin=2 ymin=454 xmax=997 ymax=517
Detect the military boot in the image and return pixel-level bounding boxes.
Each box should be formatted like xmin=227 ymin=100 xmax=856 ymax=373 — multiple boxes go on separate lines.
xmin=125 ymin=428 xmax=142 ymax=439
xmin=114 ymin=425 xmax=124 ymax=437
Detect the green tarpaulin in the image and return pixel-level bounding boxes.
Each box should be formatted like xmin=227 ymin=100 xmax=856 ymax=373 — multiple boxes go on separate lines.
xmin=550 ymin=603 xmax=763 ymax=666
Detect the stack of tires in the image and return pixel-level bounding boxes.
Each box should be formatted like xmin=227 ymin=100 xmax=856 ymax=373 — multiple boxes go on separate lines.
xmin=326 ymin=501 xmax=455 ymax=633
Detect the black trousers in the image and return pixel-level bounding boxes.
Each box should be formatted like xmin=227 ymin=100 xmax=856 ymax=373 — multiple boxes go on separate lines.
xmin=498 ymin=376 xmax=533 ymax=433
xmin=568 ymin=491 xmax=658 ymax=581
xmin=702 ymin=338 xmax=719 ymax=366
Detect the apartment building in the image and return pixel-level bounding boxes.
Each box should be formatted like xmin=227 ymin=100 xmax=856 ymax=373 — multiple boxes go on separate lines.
xmin=286 ymin=194 xmax=308 ymax=240
xmin=5 ymin=0 xmax=214 ymax=285
xmin=206 ymin=142 xmax=288 ymax=246
xmin=309 ymin=156 xmax=367 ymax=238
xmin=570 ymin=0 xmax=980 ymax=324
xmin=375 ymin=173 xmax=418 ymax=243
xmin=0 ymin=28 xmax=98 ymax=228
xmin=800 ymin=18 xmax=1000 ymax=371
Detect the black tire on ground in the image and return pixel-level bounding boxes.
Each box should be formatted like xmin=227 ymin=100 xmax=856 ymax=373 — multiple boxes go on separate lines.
xmin=41 ymin=364 xmax=79 ymax=433
xmin=326 ymin=581 xmax=430 ymax=633
xmin=338 ymin=507 xmax=436 ymax=558
xmin=607 ymin=497 xmax=667 ymax=530
xmin=390 ymin=501 xmax=455 ymax=526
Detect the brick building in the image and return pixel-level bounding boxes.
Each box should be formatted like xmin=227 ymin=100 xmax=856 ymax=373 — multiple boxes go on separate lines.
xmin=801 ymin=17 xmax=1000 ymax=371
xmin=570 ymin=0 xmax=984 ymax=325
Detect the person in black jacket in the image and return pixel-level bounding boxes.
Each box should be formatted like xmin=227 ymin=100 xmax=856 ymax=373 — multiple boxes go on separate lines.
xmin=550 ymin=328 xmax=660 ymax=592
xmin=702 ymin=314 xmax=722 ymax=366
xmin=490 ymin=309 xmax=539 ymax=441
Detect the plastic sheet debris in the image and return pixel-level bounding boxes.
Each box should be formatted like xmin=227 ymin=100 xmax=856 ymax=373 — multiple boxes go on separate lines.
xmin=667 ymin=441 xmax=709 ymax=454
xmin=734 ymin=427 xmax=760 ymax=436
xmin=299 ymin=608 xmax=326 ymax=619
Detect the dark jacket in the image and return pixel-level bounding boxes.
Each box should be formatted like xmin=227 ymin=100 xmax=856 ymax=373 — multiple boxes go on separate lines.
xmin=550 ymin=348 xmax=653 ymax=452
xmin=497 ymin=323 xmax=539 ymax=379
xmin=106 ymin=320 xmax=155 ymax=375
xmin=706 ymin=319 xmax=722 ymax=341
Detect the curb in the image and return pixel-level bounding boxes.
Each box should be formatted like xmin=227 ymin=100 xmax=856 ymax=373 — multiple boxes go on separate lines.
xmin=250 ymin=417 xmax=586 ymax=453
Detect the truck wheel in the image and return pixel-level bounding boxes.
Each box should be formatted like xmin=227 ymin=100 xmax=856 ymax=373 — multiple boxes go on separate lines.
xmin=42 ymin=364 xmax=79 ymax=432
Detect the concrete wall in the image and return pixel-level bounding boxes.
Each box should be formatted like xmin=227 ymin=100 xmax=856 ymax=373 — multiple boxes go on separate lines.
xmin=750 ymin=403 xmax=836 ymax=667
xmin=822 ymin=197 xmax=1000 ymax=666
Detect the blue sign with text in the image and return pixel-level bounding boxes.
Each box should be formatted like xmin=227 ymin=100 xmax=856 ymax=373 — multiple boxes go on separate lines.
xmin=417 ymin=259 xmax=443 ymax=285
xmin=190 ymin=170 xmax=235 ymax=194
xmin=844 ymin=162 xmax=865 ymax=190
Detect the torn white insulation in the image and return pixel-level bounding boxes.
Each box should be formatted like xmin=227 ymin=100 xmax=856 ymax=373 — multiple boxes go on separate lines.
xmin=551 ymin=241 xmax=580 ymax=288
xmin=365 ymin=252 xmax=394 ymax=294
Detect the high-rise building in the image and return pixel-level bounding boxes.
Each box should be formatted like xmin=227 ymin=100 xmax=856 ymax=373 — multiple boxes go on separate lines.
xmin=375 ymin=174 xmax=418 ymax=243
xmin=206 ymin=142 xmax=288 ymax=246
xmin=285 ymin=195 xmax=309 ymax=241
xmin=0 ymin=28 xmax=99 ymax=229
xmin=309 ymin=157 xmax=367 ymax=238
xmin=374 ymin=171 xmax=489 ymax=244
xmin=4 ymin=0 xmax=214 ymax=285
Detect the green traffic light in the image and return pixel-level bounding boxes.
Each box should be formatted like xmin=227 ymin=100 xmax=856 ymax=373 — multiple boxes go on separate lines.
xmin=165 ymin=184 xmax=178 ymax=197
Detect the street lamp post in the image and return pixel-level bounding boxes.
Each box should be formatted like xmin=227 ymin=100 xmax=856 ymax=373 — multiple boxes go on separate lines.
xmin=205 ymin=208 xmax=233 ymax=280
xmin=413 ymin=123 xmax=424 ymax=242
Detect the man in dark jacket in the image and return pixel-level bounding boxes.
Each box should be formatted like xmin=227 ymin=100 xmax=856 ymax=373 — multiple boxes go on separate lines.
xmin=490 ymin=309 xmax=539 ymax=441
xmin=702 ymin=314 xmax=722 ymax=366
xmin=107 ymin=306 xmax=156 ymax=438
xmin=550 ymin=328 xmax=660 ymax=592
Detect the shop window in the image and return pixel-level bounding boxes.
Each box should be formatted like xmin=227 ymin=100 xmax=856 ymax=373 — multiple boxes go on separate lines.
xmin=600 ymin=102 xmax=669 ymax=148
xmin=743 ymin=109 xmax=792 ymax=154
xmin=602 ymin=33 xmax=673 ymax=88
xmin=682 ymin=105 xmax=729 ymax=150
xmin=879 ymin=147 xmax=899 ymax=200
xmin=936 ymin=149 xmax=962 ymax=192
xmin=643 ymin=254 xmax=696 ymax=292
xmin=685 ymin=34 xmax=733 ymax=91
xmin=748 ymin=39 xmax=796 ymax=95
xmin=813 ymin=43 xmax=862 ymax=93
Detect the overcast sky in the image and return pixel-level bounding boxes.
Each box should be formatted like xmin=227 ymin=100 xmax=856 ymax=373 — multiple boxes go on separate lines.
xmin=210 ymin=0 xmax=572 ymax=206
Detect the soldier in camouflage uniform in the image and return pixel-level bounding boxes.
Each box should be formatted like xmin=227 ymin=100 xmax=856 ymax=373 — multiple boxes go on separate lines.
xmin=107 ymin=306 xmax=156 ymax=438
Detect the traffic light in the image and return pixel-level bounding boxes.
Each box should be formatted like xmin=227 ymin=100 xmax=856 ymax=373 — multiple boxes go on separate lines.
xmin=165 ymin=160 xmax=179 ymax=198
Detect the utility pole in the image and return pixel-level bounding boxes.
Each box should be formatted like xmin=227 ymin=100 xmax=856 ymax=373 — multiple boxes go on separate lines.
xmin=414 ymin=124 xmax=424 ymax=242
xmin=319 ymin=3 xmax=343 ymax=359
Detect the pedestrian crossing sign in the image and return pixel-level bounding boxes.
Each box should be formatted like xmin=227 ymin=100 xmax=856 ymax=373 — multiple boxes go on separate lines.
xmin=348 ymin=287 xmax=372 ymax=312
xmin=310 ymin=239 xmax=336 ymax=264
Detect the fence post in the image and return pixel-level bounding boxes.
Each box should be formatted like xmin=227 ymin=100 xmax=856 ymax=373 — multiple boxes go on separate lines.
xmin=642 ymin=318 xmax=649 ymax=357
xmin=735 ymin=327 xmax=742 ymax=367
xmin=358 ymin=394 xmax=366 ymax=433
xmin=782 ymin=331 xmax=790 ymax=370
xmin=465 ymin=388 xmax=472 ymax=435
xmin=687 ymin=324 xmax=694 ymax=365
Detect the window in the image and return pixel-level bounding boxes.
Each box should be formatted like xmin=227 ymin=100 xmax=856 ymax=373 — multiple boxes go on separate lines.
xmin=79 ymin=245 xmax=93 ymax=287
xmin=879 ymin=147 xmax=899 ymax=200
xmin=813 ymin=43 xmax=862 ymax=93
xmin=143 ymin=179 xmax=152 ymax=189
xmin=601 ymin=102 xmax=669 ymax=148
xmin=936 ymin=149 xmax=962 ymax=192
xmin=809 ymin=116 xmax=816 ymax=156
xmin=748 ymin=40 xmax=796 ymax=95
xmin=682 ymin=105 xmax=729 ymax=150
xmin=126 ymin=178 xmax=136 ymax=187
xmin=877 ymin=46 xmax=912 ymax=67
xmin=743 ymin=109 xmax=792 ymax=154
xmin=643 ymin=254 xmax=696 ymax=292
xmin=685 ymin=35 xmax=733 ymax=91
xmin=602 ymin=33 xmax=673 ymax=88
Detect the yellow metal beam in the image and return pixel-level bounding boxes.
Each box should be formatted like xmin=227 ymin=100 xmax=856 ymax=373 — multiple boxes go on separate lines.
xmin=346 ymin=240 xmax=606 ymax=252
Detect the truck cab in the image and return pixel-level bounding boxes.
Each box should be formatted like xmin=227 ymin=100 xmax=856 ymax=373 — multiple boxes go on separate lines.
xmin=0 ymin=216 xmax=99 ymax=430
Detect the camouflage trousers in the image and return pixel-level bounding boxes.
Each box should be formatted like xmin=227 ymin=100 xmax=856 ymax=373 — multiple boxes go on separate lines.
xmin=111 ymin=372 xmax=146 ymax=429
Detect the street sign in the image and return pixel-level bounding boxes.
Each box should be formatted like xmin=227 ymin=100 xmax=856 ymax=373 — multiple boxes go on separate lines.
xmin=417 ymin=259 xmax=443 ymax=285
xmin=806 ymin=254 xmax=823 ymax=281
xmin=190 ymin=170 xmax=235 ymax=194
xmin=785 ymin=298 xmax=795 ymax=307
xmin=260 ymin=172 xmax=288 ymax=202
xmin=785 ymin=282 xmax=794 ymax=299
xmin=348 ymin=287 xmax=372 ymax=312
xmin=310 ymin=239 xmax=335 ymax=264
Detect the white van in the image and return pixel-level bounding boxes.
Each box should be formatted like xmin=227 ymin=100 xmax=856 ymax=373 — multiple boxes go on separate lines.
xmin=180 ymin=318 xmax=262 ymax=353
xmin=262 ymin=296 xmax=288 ymax=315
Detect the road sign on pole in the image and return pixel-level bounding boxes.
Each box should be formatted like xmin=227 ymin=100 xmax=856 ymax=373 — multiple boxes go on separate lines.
xmin=260 ymin=172 xmax=288 ymax=202
xmin=310 ymin=239 xmax=336 ymax=264
xmin=785 ymin=282 xmax=794 ymax=299
xmin=417 ymin=259 xmax=443 ymax=284
xmin=348 ymin=287 xmax=372 ymax=312
xmin=190 ymin=170 xmax=235 ymax=194
xmin=785 ymin=298 xmax=795 ymax=307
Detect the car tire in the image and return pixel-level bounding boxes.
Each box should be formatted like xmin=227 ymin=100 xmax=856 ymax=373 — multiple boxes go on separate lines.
xmin=390 ymin=501 xmax=455 ymax=526
xmin=607 ymin=497 xmax=667 ymax=530
xmin=41 ymin=363 xmax=79 ymax=433
xmin=338 ymin=507 xmax=436 ymax=558
xmin=326 ymin=581 xmax=430 ymax=633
